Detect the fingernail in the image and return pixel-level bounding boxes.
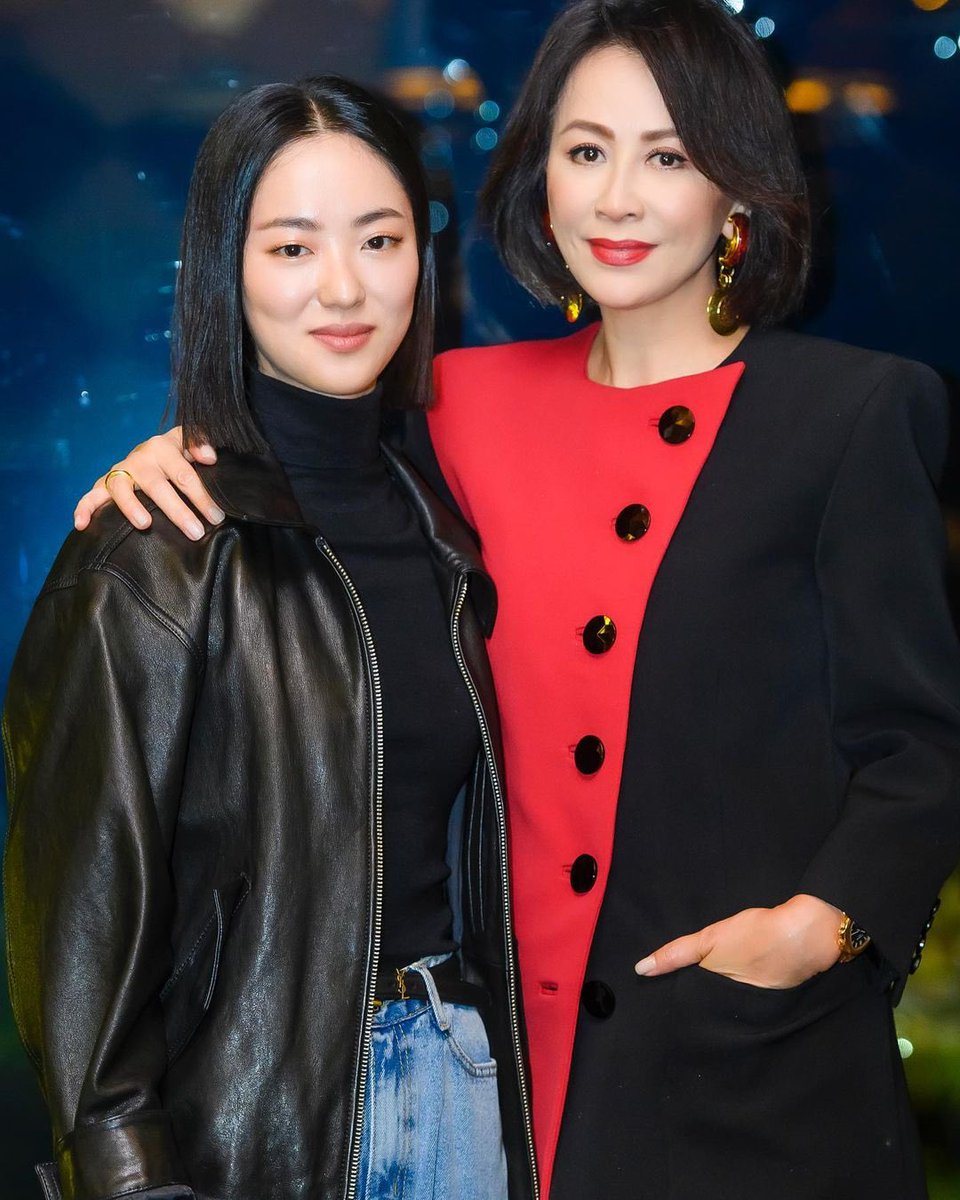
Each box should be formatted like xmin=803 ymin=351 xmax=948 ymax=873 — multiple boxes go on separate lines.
xmin=635 ymin=956 xmax=656 ymax=976
xmin=188 ymin=519 xmax=205 ymax=540
xmin=207 ymin=506 xmax=225 ymax=524
xmin=133 ymin=513 xmax=149 ymax=529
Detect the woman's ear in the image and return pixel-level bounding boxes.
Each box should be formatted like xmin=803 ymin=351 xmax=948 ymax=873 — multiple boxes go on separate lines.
xmin=722 ymin=205 xmax=751 ymax=241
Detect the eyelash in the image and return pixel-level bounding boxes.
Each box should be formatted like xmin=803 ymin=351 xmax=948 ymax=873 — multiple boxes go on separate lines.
xmin=364 ymin=234 xmax=402 ymax=251
xmin=569 ymin=143 xmax=604 ymax=164
xmin=272 ymin=235 xmax=402 ymax=257
xmin=567 ymin=143 xmax=688 ymax=169
xmin=650 ymin=150 xmax=686 ymax=168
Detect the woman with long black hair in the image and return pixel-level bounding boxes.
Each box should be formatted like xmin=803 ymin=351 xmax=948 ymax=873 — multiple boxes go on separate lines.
xmin=4 ymin=77 xmax=536 ymax=1200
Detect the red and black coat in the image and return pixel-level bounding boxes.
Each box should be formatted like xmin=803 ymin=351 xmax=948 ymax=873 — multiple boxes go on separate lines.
xmin=421 ymin=325 xmax=960 ymax=1200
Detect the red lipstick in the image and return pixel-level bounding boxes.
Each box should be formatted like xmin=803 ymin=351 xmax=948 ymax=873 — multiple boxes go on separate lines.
xmin=588 ymin=239 xmax=654 ymax=266
xmin=309 ymin=323 xmax=375 ymax=352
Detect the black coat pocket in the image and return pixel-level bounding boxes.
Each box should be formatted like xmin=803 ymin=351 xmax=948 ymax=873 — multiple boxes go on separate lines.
xmin=663 ymin=956 xmax=922 ymax=1199
xmin=160 ymin=874 xmax=250 ymax=1065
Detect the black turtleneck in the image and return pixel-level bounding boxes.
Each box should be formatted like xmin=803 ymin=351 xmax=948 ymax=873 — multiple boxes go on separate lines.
xmin=249 ymin=370 xmax=480 ymax=969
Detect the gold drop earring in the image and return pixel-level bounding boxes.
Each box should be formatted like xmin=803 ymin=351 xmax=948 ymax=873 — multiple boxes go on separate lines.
xmin=707 ymin=212 xmax=749 ymax=336
xmin=562 ymin=293 xmax=583 ymax=323
xmin=544 ymin=210 xmax=584 ymax=323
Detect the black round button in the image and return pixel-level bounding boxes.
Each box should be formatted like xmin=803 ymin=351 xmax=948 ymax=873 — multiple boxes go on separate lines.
xmin=570 ymin=854 xmax=598 ymax=893
xmin=574 ymin=735 xmax=605 ymax=775
xmin=583 ymin=615 xmax=617 ymax=654
xmin=615 ymin=504 xmax=651 ymax=541
xmin=581 ymin=979 xmax=616 ymax=1019
xmin=658 ymin=405 xmax=695 ymax=444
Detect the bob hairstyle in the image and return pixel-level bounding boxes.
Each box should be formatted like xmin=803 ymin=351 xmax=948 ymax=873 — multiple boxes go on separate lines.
xmin=173 ymin=75 xmax=436 ymax=454
xmin=479 ymin=0 xmax=811 ymax=327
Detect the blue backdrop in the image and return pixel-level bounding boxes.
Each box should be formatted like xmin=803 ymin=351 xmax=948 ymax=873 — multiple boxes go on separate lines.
xmin=2 ymin=0 xmax=960 ymax=1193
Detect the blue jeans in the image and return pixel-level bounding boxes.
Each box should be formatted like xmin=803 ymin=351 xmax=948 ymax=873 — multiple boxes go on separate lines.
xmin=356 ymin=954 xmax=509 ymax=1200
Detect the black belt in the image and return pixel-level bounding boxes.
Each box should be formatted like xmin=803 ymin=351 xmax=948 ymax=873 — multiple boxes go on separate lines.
xmin=373 ymin=955 xmax=488 ymax=1009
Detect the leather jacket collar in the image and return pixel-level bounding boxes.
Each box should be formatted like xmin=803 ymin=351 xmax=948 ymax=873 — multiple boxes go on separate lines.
xmin=199 ymin=443 xmax=497 ymax=636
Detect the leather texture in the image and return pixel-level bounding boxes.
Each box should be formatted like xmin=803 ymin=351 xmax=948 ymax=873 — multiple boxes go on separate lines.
xmin=3 ymin=445 xmax=536 ymax=1200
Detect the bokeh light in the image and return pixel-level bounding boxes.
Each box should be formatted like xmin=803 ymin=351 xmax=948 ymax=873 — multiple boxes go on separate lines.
xmin=424 ymin=89 xmax=455 ymax=119
xmin=478 ymin=99 xmax=501 ymax=122
xmin=785 ymin=78 xmax=833 ymax=113
xmin=754 ymin=16 xmax=776 ymax=38
xmin=843 ymin=81 xmax=897 ymax=115
xmin=443 ymin=58 xmax=471 ymax=83
xmin=723 ymin=0 xmax=745 ymax=11
xmin=429 ymin=200 xmax=450 ymax=234
xmin=934 ymin=36 xmax=958 ymax=59
xmin=385 ymin=67 xmax=483 ymax=111
xmin=168 ymin=0 xmax=267 ymax=35
xmin=912 ymin=0 xmax=949 ymax=10
xmin=473 ymin=128 xmax=499 ymax=152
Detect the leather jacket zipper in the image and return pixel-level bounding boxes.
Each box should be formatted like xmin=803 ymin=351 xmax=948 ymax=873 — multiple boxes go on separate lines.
xmin=318 ymin=545 xmax=538 ymax=1200
xmin=318 ymin=539 xmax=384 ymax=1200
xmin=451 ymin=576 xmax=541 ymax=1200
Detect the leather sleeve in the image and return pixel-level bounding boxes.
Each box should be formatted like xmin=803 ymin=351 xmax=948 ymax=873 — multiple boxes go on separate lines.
xmin=3 ymin=555 xmax=201 ymax=1199
xmin=799 ymin=359 xmax=960 ymax=987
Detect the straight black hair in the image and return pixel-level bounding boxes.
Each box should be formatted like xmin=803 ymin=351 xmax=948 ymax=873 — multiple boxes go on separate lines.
xmin=479 ymin=0 xmax=811 ymax=327
xmin=173 ymin=75 xmax=436 ymax=454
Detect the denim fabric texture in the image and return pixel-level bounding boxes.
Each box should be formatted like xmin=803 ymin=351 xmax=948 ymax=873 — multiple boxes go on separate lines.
xmin=357 ymin=955 xmax=509 ymax=1200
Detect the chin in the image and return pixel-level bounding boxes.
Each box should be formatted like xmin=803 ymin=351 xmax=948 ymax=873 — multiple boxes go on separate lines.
xmin=583 ymin=288 xmax=653 ymax=312
xmin=294 ymin=364 xmax=379 ymax=398
xmin=316 ymin=377 xmax=378 ymax=398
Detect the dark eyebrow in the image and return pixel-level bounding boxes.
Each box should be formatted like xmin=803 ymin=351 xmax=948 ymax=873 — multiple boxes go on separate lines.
xmin=556 ymin=120 xmax=680 ymax=143
xmin=254 ymin=216 xmax=319 ymax=232
xmin=354 ymin=207 xmax=406 ymax=227
xmin=557 ymin=120 xmax=616 ymax=140
xmin=253 ymin=209 xmax=407 ymax=233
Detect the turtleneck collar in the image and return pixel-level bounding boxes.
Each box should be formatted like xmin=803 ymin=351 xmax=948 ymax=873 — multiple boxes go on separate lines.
xmin=248 ymin=369 xmax=384 ymax=471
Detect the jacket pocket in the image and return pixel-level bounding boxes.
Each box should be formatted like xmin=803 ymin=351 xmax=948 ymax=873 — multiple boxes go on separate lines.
xmin=160 ymin=873 xmax=250 ymax=1065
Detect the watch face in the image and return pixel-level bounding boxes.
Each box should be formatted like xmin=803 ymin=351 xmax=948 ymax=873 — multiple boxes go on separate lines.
xmin=839 ymin=916 xmax=871 ymax=961
xmin=850 ymin=925 xmax=871 ymax=953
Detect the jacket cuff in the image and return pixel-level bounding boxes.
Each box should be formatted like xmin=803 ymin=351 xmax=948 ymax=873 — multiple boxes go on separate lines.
xmin=798 ymin=854 xmax=935 ymax=989
xmin=57 ymin=1111 xmax=188 ymax=1200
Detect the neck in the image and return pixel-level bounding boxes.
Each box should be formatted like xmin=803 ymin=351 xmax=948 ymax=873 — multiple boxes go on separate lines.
xmin=587 ymin=280 xmax=750 ymax=388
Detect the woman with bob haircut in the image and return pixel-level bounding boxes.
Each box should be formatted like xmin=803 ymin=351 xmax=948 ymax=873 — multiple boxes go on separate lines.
xmin=71 ymin=0 xmax=960 ymax=1196
xmin=4 ymin=75 xmax=539 ymax=1200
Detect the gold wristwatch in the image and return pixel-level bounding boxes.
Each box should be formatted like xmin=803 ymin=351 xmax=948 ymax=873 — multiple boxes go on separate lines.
xmin=837 ymin=912 xmax=871 ymax=963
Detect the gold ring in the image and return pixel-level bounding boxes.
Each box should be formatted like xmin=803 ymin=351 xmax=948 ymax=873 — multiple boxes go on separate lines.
xmin=104 ymin=468 xmax=136 ymax=492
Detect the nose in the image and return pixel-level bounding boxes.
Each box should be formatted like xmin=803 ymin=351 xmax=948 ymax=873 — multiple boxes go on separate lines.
xmin=595 ymin=162 xmax=642 ymax=223
xmin=316 ymin=245 xmax=364 ymax=310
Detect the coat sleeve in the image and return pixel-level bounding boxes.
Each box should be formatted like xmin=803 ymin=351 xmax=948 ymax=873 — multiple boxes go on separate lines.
xmin=3 ymin=554 xmax=201 ymax=1199
xmin=799 ymin=359 xmax=960 ymax=986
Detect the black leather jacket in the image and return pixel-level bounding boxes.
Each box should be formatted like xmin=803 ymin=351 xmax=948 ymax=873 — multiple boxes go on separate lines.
xmin=3 ymin=445 xmax=538 ymax=1200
